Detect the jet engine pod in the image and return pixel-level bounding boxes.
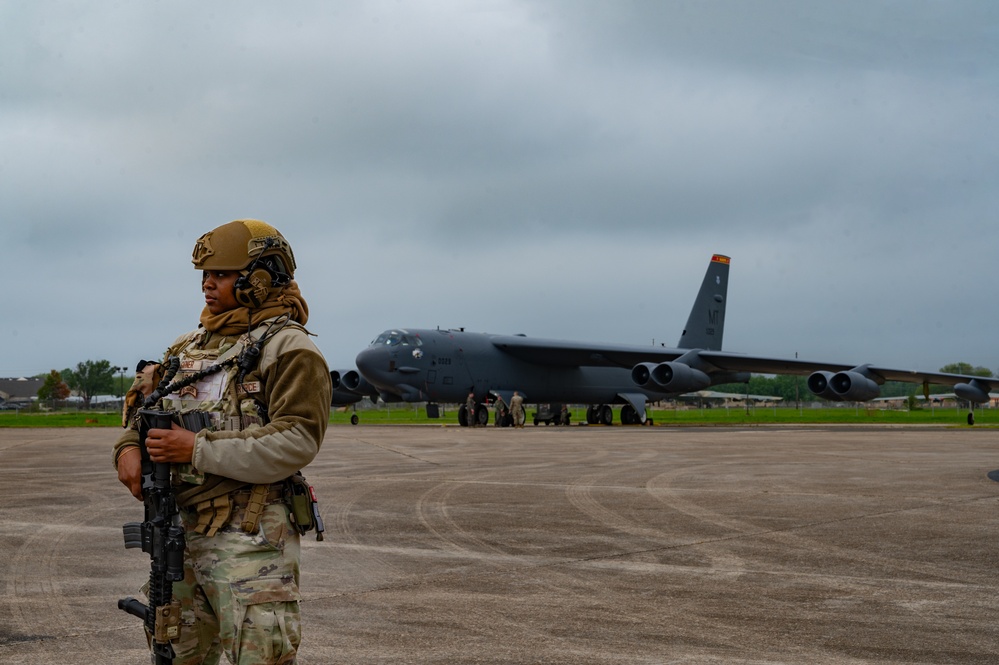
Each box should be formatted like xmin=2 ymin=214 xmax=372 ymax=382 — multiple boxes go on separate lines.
xmin=955 ymin=380 xmax=991 ymax=404
xmin=331 ymin=369 xmax=367 ymax=393
xmin=807 ymin=371 xmax=841 ymax=401
xmin=649 ymin=362 xmax=711 ymax=393
xmin=340 ymin=369 xmax=364 ymax=393
xmin=330 ymin=369 xmax=346 ymax=390
xmin=631 ymin=363 xmax=657 ymax=387
xmin=330 ymin=369 xmax=377 ymax=406
xmin=829 ymin=371 xmax=881 ymax=401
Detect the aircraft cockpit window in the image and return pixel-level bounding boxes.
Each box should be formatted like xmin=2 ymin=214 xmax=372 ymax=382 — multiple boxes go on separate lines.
xmin=372 ymin=331 xmax=399 ymax=346
xmin=371 ymin=330 xmax=422 ymax=347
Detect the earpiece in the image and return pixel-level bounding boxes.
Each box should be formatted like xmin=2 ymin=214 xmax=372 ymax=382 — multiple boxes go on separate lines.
xmin=233 ymin=268 xmax=274 ymax=308
xmin=230 ymin=238 xmax=293 ymax=308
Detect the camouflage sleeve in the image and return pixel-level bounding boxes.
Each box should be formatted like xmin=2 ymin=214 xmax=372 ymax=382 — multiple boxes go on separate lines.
xmin=192 ymin=329 xmax=332 ymax=484
xmin=112 ymin=428 xmax=140 ymax=469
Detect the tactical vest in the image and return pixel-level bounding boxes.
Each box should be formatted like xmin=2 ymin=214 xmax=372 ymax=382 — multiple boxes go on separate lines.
xmin=161 ymin=318 xmax=302 ymax=521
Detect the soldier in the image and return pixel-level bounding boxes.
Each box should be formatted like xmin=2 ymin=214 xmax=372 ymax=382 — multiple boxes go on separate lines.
xmin=493 ymin=395 xmax=507 ymax=427
xmin=510 ymin=391 xmax=525 ymax=428
xmin=113 ymin=219 xmax=331 ymax=664
xmin=465 ymin=391 xmax=477 ymax=427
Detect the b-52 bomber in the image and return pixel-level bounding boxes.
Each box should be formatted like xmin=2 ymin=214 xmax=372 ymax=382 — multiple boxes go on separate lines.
xmin=335 ymin=255 xmax=995 ymax=426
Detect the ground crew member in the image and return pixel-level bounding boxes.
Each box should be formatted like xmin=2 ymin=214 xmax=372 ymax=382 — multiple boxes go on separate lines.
xmin=113 ymin=219 xmax=332 ymax=665
xmin=494 ymin=396 xmax=507 ymax=427
xmin=510 ymin=391 xmax=525 ymax=427
xmin=466 ymin=391 xmax=477 ymax=427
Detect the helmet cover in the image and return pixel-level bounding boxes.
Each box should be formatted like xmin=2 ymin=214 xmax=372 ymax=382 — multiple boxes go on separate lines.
xmin=192 ymin=219 xmax=297 ymax=275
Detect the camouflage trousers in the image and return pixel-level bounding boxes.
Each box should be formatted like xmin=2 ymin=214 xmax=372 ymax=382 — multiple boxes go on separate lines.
xmin=158 ymin=500 xmax=303 ymax=664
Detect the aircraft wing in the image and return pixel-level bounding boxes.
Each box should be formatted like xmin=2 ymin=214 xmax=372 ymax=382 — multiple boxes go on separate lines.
xmin=490 ymin=335 xmax=686 ymax=368
xmin=490 ymin=336 xmax=995 ymax=402
xmin=694 ymin=351 xmax=989 ymax=389
xmin=686 ymin=390 xmax=784 ymax=402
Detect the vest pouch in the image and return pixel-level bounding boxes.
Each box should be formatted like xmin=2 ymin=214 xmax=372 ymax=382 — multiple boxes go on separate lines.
xmin=285 ymin=472 xmax=325 ymax=541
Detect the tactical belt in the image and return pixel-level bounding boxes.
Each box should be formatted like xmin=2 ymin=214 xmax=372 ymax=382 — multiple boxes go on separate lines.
xmin=186 ymin=482 xmax=285 ymax=537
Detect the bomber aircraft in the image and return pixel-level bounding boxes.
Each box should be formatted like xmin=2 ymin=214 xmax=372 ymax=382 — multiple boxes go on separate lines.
xmin=339 ymin=255 xmax=995 ymax=426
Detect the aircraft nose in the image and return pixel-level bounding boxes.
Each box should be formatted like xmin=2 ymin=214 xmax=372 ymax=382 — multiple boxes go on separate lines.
xmin=355 ymin=347 xmax=381 ymax=377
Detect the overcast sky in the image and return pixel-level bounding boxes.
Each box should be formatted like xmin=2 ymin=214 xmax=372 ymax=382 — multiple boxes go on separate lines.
xmin=3 ymin=1 xmax=998 ymax=380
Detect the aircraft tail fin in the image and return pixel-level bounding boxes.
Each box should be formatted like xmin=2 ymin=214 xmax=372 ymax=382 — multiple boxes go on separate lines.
xmin=677 ymin=254 xmax=730 ymax=351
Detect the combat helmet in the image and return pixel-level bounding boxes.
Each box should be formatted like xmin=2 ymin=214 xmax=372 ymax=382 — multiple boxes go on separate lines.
xmin=192 ymin=219 xmax=296 ymax=308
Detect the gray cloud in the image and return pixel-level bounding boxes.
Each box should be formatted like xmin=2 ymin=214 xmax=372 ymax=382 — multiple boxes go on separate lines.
xmin=2 ymin=1 xmax=997 ymax=379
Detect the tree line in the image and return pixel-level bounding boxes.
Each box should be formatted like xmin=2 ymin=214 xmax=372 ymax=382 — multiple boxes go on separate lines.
xmin=35 ymin=360 xmax=131 ymax=408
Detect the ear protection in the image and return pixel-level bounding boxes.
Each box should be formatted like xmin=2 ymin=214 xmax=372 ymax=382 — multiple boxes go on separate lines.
xmin=233 ymin=267 xmax=275 ymax=308
xmin=232 ymin=238 xmax=291 ymax=308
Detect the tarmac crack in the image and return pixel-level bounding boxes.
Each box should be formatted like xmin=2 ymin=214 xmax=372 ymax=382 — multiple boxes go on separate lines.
xmin=563 ymin=492 xmax=999 ymax=569
xmin=344 ymin=436 xmax=442 ymax=465
xmin=305 ymin=493 xmax=998 ymax=604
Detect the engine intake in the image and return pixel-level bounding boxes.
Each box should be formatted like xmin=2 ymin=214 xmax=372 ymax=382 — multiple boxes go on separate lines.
xmin=631 ymin=363 xmax=656 ymax=387
xmin=807 ymin=371 xmax=838 ymax=400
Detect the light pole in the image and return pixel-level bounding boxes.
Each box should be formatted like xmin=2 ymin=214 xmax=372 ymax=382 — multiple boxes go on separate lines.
xmin=118 ymin=366 xmax=128 ymax=404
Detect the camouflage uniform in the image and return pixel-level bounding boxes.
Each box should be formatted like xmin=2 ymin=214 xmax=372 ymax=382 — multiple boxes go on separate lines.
xmin=510 ymin=392 xmax=525 ymax=427
xmin=493 ymin=396 xmax=507 ymax=427
xmin=173 ymin=502 xmax=302 ymax=663
xmin=114 ymin=220 xmax=331 ymax=665
xmin=465 ymin=392 xmax=477 ymax=427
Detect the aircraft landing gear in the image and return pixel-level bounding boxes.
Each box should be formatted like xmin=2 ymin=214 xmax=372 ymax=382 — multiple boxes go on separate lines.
xmin=586 ymin=404 xmax=614 ymax=425
xmin=459 ymin=403 xmax=489 ymax=427
xmin=620 ymin=404 xmax=644 ymax=425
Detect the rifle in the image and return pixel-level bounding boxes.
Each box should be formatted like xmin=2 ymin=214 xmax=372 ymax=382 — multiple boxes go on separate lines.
xmin=118 ymin=408 xmax=185 ymax=664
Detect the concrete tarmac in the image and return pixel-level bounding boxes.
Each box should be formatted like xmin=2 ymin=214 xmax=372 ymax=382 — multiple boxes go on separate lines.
xmin=1 ymin=424 xmax=997 ymax=664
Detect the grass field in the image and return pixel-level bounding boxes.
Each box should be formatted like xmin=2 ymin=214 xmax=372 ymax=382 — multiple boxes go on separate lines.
xmin=0 ymin=404 xmax=991 ymax=428
xmin=331 ymin=403 xmax=995 ymax=427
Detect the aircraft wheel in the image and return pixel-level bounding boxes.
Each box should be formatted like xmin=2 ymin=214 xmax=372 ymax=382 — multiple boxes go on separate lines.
xmin=586 ymin=405 xmax=596 ymax=425
xmin=458 ymin=404 xmax=469 ymax=427
xmin=476 ymin=404 xmax=489 ymax=426
xmin=968 ymin=411 xmax=975 ymax=426
xmin=350 ymin=414 xmax=359 ymax=426
xmin=621 ymin=404 xmax=637 ymax=425
xmin=600 ymin=404 xmax=613 ymax=426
